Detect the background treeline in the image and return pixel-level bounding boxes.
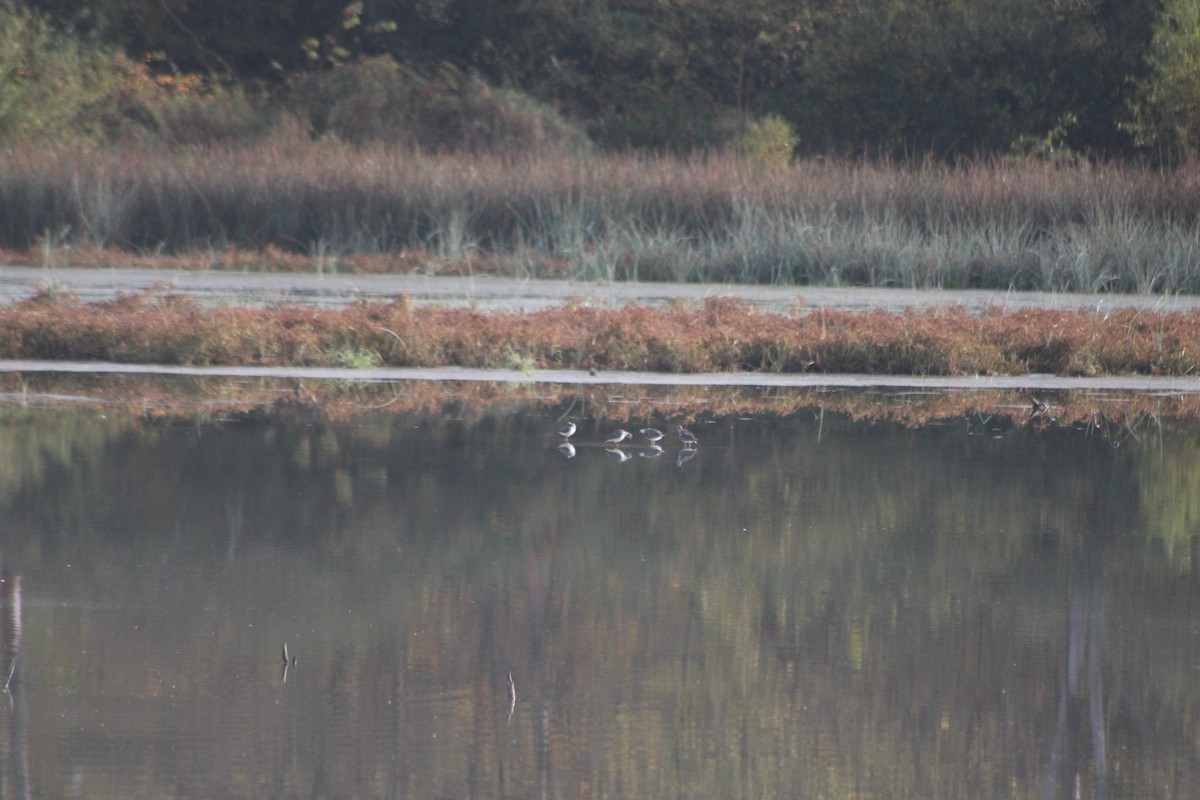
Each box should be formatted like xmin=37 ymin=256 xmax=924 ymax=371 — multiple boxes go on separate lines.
xmin=12 ymin=0 xmax=1200 ymax=159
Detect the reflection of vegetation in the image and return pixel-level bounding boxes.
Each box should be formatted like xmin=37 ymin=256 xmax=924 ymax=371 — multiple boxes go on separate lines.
xmin=1 ymin=390 xmax=1200 ymax=795
xmin=0 ymin=405 xmax=127 ymax=507
xmin=13 ymin=371 xmax=1200 ymax=429
xmin=1135 ymin=425 xmax=1200 ymax=562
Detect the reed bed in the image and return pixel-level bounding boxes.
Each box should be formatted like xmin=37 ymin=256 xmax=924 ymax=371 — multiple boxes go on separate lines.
xmin=2 ymin=290 xmax=1196 ymax=377
xmin=3 ymin=141 xmax=1200 ymax=292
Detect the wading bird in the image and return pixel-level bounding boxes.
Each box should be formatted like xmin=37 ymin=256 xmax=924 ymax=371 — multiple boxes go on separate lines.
xmin=604 ymin=429 xmax=632 ymax=445
xmin=556 ymin=421 xmax=577 ymax=440
xmin=677 ymin=425 xmax=699 ymax=448
xmin=638 ymin=427 xmax=664 ymax=443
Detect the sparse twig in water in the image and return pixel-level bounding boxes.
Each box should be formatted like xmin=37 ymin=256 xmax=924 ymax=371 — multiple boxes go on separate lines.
xmin=281 ymin=642 xmax=297 ymax=683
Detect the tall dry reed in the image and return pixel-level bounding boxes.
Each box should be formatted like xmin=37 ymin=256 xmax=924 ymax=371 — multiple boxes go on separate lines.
xmin=3 ymin=140 xmax=1200 ymax=292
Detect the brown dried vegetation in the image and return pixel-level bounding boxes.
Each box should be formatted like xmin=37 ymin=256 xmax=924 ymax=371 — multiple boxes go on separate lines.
xmin=1 ymin=290 xmax=1198 ymax=379
xmin=6 ymin=144 xmax=1200 ymax=291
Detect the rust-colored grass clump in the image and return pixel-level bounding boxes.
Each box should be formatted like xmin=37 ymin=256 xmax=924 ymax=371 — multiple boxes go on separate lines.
xmin=0 ymin=290 xmax=1197 ymax=378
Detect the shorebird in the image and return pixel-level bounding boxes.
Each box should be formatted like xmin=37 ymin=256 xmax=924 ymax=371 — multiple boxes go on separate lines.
xmin=556 ymin=442 xmax=576 ymax=458
xmin=677 ymin=425 xmax=699 ymax=448
xmin=604 ymin=429 xmax=632 ymax=445
xmin=638 ymin=427 xmax=664 ymax=443
xmin=556 ymin=421 xmax=577 ymax=439
xmin=1029 ymin=396 xmax=1048 ymax=414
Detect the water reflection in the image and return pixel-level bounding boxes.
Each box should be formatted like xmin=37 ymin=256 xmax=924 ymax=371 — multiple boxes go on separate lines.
xmin=0 ymin=564 xmax=27 ymax=800
xmin=0 ymin=399 xmax=1196 ymax=798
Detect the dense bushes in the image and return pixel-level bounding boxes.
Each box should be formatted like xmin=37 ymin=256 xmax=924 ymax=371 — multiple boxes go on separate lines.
xmin=0 ymin=5 xmax=128 ymax=143
xmin=0 ymin=2 xmax=586 ymax=156
xmin=11 ymin=0 xmax=1195 ymax=159
xmin=1127 ymin=0 xmax=1200 ymax=156
xmin=282 ymin=57 xmax=588 ymax=154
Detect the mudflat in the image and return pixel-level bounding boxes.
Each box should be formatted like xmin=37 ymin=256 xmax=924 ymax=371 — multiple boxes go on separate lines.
xmin=6 ymin=266 xmax=1200 ymax=314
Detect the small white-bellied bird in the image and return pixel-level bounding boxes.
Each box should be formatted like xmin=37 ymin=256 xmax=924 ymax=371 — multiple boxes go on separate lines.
xmin=556 ymin=421 xmax=577 ymax=439
xmin=677 ymin=425 xmax=699 ymax=447
xmin=604 ymin=429 xmax=632 ymax=445
xmin=638 ymin=427 xmax=664 ymax=443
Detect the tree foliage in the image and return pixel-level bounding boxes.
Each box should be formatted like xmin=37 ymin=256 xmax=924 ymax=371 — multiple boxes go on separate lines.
xmin=1128 ymin=0 xmax=1200 ymax=157
xmin=0 ymin=4 xmax=129 ymax=142
xmin=9 ymin=0 xmax=1185 ymax=159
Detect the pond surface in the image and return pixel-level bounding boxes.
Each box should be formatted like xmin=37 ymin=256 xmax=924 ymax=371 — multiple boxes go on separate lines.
xmin=0 ymin=396 xmax=1199 ymax=798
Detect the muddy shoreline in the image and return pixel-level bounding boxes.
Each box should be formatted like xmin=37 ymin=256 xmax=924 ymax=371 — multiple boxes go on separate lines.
xmin=6 ymin=266 xmax=1200 ymax=314
xmin=0 ymin=360 xmax=1198 ymax=393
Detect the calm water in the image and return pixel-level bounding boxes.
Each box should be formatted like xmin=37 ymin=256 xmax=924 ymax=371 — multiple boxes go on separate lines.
xmin=0 ymin=396 xmax=1198 ymax=799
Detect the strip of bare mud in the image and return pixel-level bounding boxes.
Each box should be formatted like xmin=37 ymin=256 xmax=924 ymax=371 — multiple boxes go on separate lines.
xmin=6 ymin=266 xmax=1200 ymax=314
xmin=2 ymin=360 xmax=1200 ymax=393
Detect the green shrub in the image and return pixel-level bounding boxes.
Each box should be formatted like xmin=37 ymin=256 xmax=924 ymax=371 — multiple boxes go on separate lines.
xmin=285 ymin=55 xmax=589 ymax=155
xmin=733 ymin=114 xmax=797 ymax=168
xmin=0 ymin=6 xmax=124 ymax=143
xmin=1010 ymin=113 xmax=1083 ymax=165
xmin=285 ymin=55 xmax=414 ymax=145
xmin=145 ymin=83 xmax=290 ymax=147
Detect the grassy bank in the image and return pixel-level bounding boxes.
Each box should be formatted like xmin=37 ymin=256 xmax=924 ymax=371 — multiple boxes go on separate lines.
xmin=5 ymin=141 xmax=1200 ymax=293
xmin=2 ymin=290 xmax=1196 ymax=377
